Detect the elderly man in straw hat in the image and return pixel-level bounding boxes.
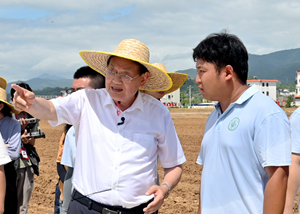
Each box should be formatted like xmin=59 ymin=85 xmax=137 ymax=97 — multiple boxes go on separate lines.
xmin=12 ymin=39 xmax=186 ymax=214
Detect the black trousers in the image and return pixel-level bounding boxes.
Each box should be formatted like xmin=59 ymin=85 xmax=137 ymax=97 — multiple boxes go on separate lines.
xmin=4 ymin=161 xmax=18 ymax=214
xmin=68 ymin=190 xmax=158 ymax=214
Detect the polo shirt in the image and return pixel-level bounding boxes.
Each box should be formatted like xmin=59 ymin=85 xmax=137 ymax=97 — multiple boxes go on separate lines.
xmin=61 ymin=126 xmax=76 ymax=168
xmin=0 ymin=116 xmax=21 ymax=160
xmin=197 ymin=85 xmax=291 ymax=214
xmin=49 ymin=88 xmax=186 ymax=208
xmin=0 ymin=133 xmax=11 ymax=165
xmin=290 ymin=107 xmax=300 ymax=153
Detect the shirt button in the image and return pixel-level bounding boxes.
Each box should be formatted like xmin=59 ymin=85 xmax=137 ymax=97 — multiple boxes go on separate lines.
xmin=115 ymin=166 xmax=118 ymax=170
xmin=117 ymin=148 xmax=120 ymax=151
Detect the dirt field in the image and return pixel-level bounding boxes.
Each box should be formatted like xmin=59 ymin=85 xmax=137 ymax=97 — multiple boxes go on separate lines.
xmin=27 ymin=108 xmax=298 ymax=214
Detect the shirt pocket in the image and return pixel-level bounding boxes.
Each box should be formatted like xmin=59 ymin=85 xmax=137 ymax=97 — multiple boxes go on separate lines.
xmin=132 ymin=133 xmax=157 ymax=160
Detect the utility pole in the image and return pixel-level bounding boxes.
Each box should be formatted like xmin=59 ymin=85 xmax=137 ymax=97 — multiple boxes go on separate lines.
xmin=188 ymin=85 xmax=191 ymax=108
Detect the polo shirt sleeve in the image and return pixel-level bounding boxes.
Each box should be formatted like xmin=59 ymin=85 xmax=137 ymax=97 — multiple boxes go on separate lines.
xmin=290 ymin=110 xmax=300 ymax=154
xmin=157 ymin=111 xmax=186 ymax=168
xmin=49 ymin=90 xmax=85 ymax=127
xmin=254 ymin=112 xmax=291 ymax=168
xmin=61 ymin=128 xmax=74 ymax=168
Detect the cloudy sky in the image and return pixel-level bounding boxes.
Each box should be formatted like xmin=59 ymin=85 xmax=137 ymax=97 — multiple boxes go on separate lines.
xmin=1 ymin=0 xmax=300 ymax=82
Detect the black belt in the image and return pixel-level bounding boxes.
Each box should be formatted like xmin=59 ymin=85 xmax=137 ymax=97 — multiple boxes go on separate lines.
xmin=72 ymin=189 xmax=154 ymax=214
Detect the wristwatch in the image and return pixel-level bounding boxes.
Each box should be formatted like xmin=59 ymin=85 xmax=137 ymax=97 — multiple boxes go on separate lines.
xmin=161 ymin=183 xmax=171 ymax=198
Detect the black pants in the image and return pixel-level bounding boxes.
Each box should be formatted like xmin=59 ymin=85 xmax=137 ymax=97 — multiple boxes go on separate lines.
xmin=68 ymin=190 xmax=158 ymax=214
xmin=4 ymin=161 xmax=18 ymax=214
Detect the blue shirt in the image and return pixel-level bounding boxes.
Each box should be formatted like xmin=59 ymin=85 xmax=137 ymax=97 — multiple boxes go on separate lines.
xmin=290 ymin=107 xmax=300 ymax=153
xmin=197 ymin=85 xmax=291 ymax=214
xmin=61 ymin=126 xmax=76 ymax=168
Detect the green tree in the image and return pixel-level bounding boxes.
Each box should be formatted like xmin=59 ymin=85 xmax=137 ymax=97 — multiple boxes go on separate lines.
xmin=180 ymin=91 xmax=189 ymax=107
xmin=285 ymin=95 xmax=293 ymax=108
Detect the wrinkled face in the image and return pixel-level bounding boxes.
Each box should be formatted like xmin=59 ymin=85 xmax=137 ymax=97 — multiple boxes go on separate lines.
xmin=196 ymin=59 xmax=223 ymax=101
xmin=144 ymin=90 xmax=166 ymax=99
xmin=106 ymin=57 xmax=148 ymax=107
xmin=72 ymin=78 xmax=93 ymax=92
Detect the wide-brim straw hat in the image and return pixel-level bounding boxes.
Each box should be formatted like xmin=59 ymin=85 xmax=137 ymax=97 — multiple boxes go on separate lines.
xmin=152 ymin=63 xmax=188 ymax=94
xmin=0 ymin=77 xmax=19 ymax=114
xmin=79 ymin=39 xmax=172 ymax=91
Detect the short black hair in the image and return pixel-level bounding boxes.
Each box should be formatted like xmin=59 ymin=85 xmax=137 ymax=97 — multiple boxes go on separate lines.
xmin=193 ymin=31 xmax=248 ymax=84
xmin=0 ymin=101 xmax=12 ymax=117
xmin=107 ymin=56 xmax=148 ymax=75
xmin=11 ymin=82 xmax=32 ymax=100
xmin=73 ymin=66 xmax=105 ymax=89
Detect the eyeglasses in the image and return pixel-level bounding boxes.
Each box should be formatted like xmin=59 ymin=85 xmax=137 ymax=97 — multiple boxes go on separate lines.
xmin=105 ymin=69 xmax=139 ymax=83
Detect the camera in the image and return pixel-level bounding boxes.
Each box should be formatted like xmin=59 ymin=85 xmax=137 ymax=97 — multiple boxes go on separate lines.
xmin=26 ymin=118 xmax=37 ymax=124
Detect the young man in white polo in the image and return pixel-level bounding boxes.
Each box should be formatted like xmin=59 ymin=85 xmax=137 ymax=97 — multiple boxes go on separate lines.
xmin=12 ymin=39 xmax=186 ymax=214
xmin=194 ymin=32 xmax=291 ymax=214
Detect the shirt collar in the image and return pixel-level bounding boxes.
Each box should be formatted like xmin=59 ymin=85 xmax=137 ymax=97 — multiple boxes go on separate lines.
xmin=214 ymin=84 xmax=259 ymax=114
xmin=235 ymin=84 xmax=258 ymax=105
xmin=104 ymin=90 xmax=144 ymax=113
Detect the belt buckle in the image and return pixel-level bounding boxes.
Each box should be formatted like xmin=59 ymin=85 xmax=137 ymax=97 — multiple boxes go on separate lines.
xmin=102 ymin=208 xmax=119 ymax=214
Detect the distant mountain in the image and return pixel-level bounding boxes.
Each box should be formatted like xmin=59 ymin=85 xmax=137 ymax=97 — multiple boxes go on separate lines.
xmin=176 ymin=68 xmax=197 ymax=78
xmin=176 ymin=48 xmax=300 ymax=83
xmin=37 ymin=73 xmax=66 ymax=80
xmin=248 ymin=49 xmax=300 ymax=83
xmin=7 ymin=77 xmax=73 ymax=94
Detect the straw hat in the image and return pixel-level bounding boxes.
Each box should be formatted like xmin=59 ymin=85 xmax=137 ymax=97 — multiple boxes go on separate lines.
xmin=152 ymin=63 xmax=188 ymax=94
xmin=79 ymin=39 xmax=172 ymax=91
xmin=0 ymin=77 xmax=7 ymax=90
xmin=0 ymin=77 xmax=19 ymax=114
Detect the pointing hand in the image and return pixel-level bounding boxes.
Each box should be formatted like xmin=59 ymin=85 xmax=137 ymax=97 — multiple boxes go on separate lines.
xmin=11 ymin=84 xmax=35 ymax=112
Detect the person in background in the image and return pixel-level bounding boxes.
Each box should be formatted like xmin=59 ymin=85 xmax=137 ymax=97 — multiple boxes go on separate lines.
xmin=194 ymin=32 xmax=291 ymax=214
xmin=54 ymin=124 xmax=70 ymax=214
xmin=283 ymin=107 xmax=300 ymax=214
xmin=0 ymin=133 xmax=11 ymax=214
xmin=143 ymin=63 xmax=187 ymax=100
xmin=0 ymin=76 xmax=21 ymax=214
xmin=60 ymin=66 xmax=105 ymax=214
xmin=12 ymin=39 xmax=185 ymax=214
xmin=11 ymin=82 xmax=41 ymax=214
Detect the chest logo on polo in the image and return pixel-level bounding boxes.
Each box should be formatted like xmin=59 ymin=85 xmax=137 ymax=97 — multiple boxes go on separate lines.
xmin=228 ymin=117 xmax=240 ymax=131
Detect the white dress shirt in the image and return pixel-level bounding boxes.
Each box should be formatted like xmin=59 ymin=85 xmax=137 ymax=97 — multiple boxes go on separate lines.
xmin=49 ymin=89 xmax=186 ymax=208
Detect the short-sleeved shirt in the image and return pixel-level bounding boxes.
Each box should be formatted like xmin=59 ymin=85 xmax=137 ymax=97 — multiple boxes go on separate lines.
xmin=0 ymin=133 xmax=11 ymax=165
xmin=0 ymin=116 xmax=21 ymax=160
xmin=290 ymin=107 xmax=300 ymax=153
xmin=49 ymin=89 xmax=186 ymax=208
xmin=61 ymin=126 xmax=76 ymax=168
xmin=197 ymin=85 xmax=291 ymax=214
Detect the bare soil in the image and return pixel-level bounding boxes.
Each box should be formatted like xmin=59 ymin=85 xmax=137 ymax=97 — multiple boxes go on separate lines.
xmin=27 ymin=108 xmax=299 ymax=214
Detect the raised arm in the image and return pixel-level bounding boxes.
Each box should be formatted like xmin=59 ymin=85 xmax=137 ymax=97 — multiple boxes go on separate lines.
xmin=12 ymin=84 xmax=57 ymax=121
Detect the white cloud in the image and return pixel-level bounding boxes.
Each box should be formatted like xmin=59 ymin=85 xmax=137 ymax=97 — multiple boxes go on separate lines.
xmin=1 ymin=0 xmax=300 ymax=82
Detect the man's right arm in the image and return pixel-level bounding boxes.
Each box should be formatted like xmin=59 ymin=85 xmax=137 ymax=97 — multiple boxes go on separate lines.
xmin=12 ymin=84 xmax=57 ymax=121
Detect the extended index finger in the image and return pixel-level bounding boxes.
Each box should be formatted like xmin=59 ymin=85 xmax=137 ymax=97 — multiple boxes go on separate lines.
xmin=11 ymin=84 xmax=29 ymax=97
